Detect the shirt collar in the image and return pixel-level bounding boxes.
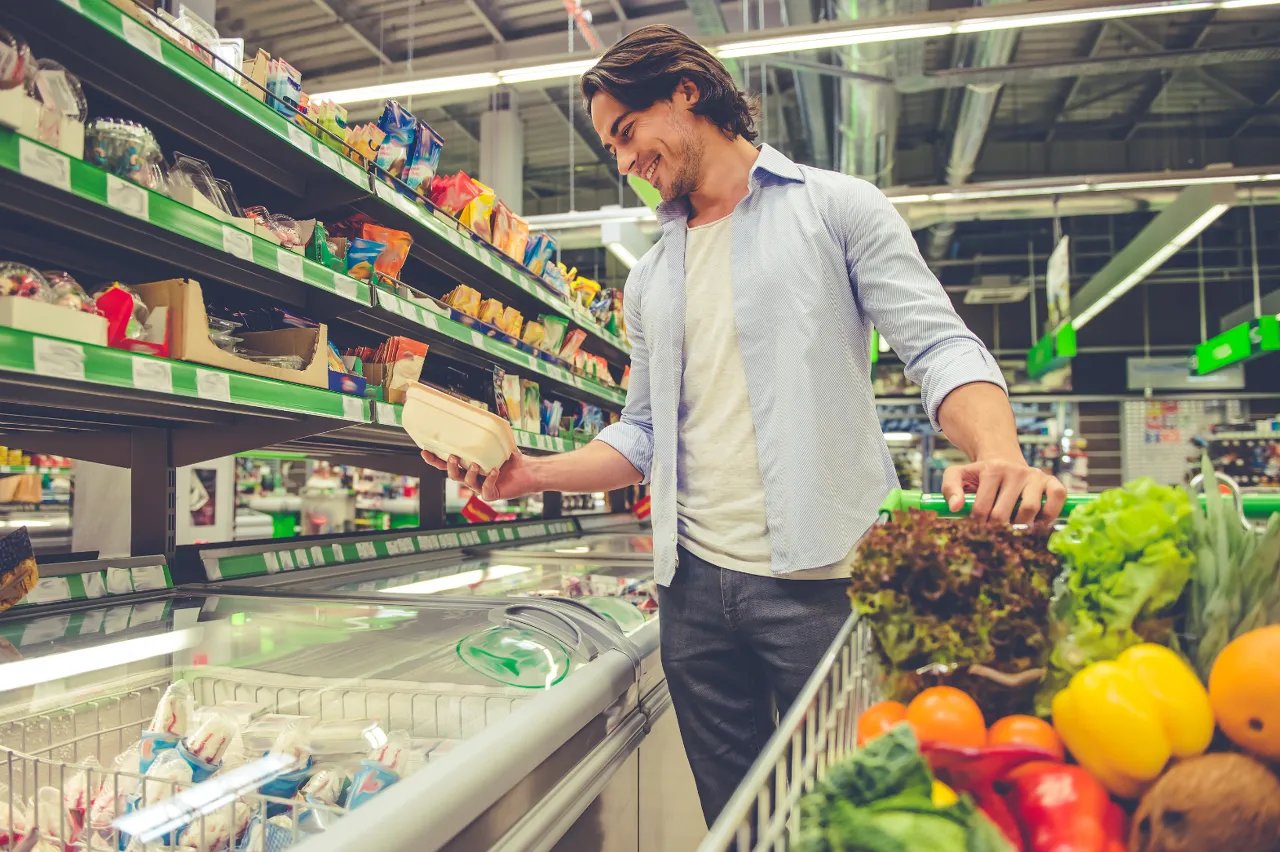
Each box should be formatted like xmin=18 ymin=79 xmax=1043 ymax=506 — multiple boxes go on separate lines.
xmin=655 ymin=144 xmax=804 ymax=225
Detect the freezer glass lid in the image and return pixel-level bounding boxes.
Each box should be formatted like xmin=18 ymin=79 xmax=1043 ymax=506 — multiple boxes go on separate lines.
xmin=0 ymin=593 xmax=596 ymax=850
xmin=328 ymin=558 xmax=657 ymax=634
xmin=484 ymin=533 xmax=655 ymax=561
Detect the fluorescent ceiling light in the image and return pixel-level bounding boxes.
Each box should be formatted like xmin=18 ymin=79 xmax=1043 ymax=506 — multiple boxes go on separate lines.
xmin=555 ymin=545 xmax=592 ymax=554
xmin=527 ymin=207 xmax=656 ymax=230
xmin=382 ymin=564 xmax=530 ymax=595
xmin=0 ymin=628 xmax=201 ymax=690
xmin=884 ymin=170 xmax=1280 ymax=205
xmin=1071 ymin=202 xmax=1229 ymax=330
xmin=606 ymin=241 xmax=639 ymax=269
xmin=882 ymin=432 xmax=916 ymax=442
xmin=313 ymin=0 xmax=1280 ymax=105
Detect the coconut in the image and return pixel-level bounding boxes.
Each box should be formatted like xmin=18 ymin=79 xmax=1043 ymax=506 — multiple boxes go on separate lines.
xmin=1130 ymin=752 xmax=1280 ymax=852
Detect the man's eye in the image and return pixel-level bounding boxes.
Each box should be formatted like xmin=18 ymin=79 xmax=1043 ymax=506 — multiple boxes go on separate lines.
xmin=622 ymin=124 xmax=633 ymax=140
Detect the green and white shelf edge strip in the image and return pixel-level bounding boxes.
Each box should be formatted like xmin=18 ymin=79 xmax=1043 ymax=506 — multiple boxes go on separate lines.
xmin=0 ymin=466 xmax=72 ymax=474
xmin=204 ymin=519 xmax=579 ymax=581
xmin=0 ymin=127 xmax=371 ymax=305
xmin=0 ymin=599 xmax=174 ymax=648
xmin=371 ymin=400 xmax=580 ymax=453
xmin=0 ymin=326 xmax=371 ymax=422
xmin=16 ymin=562 xmax=173 ymax=608
xmin=57 ymin=0 xmax=631 ymax=357
xmin=373 ymin=289 xmax=627 ymax=406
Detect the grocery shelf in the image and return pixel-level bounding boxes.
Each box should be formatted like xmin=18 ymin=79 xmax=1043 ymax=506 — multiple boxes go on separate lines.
xmin=370 ymin=401 xmax=581 ymax=454
xmin=1206 ymin=431 xmax=1280 ymax=440
xmin=1 ymin=0 xmax=632 ymax=367
xmin=0 ymin=127 xmax=372 ymax=310
xmin=0 ymin=465 xmax=73 ymax=475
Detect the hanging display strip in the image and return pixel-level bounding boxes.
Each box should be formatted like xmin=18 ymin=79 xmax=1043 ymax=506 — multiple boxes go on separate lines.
xmin=371 ymin=401 xmax=581 ymax=453
xmin=49 ymin=0 xmax=631 ymax=359
xmin=53 ymin=0 xmax=369 ymax=188
xmin=14 ymin=562 xmax=173 ymax=608
xmin=205 ymin=519 xmax=579 ymax=580
xmin=372 ymin=289 xmax=627 ymax=406
xmin=0 ymin=598 xmax=173 ymax=647
xmin=0 ymin=128 xmax=372 ymax=306
xmin=0 ymin=327 xmax=371 ymax=423
xmin=0 ymin=465 xmax=72 ymax=474
xmin=368 ymin=183 xmax=632 ymax=356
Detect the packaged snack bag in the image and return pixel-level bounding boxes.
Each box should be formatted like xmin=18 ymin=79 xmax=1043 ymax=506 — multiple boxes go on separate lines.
xmin=175 ymin=710 xmax=239 ymax=782
xmin=559 ymin=329 xmax=587 ymax=360
xmin=498 ymin=307 xmax=523 ymax=338
xmin=523 ymin=232 xmax=556 ymax=276
xmin=539 ymin=315 xmax=568 ymax=353
xmin=140 ymin=681 xmax=194 ymax=772
xmin=429 ymin=171 xmax=483 ymax=216
xmin=444 ymin=285 xmax=481 ymax=318
xmin=502 ymin=375 xmax=522 ymax=428
xmin=345 ymin=238 xmax=385 ymax=281
xmin=402 ymin=121 xmax=444 ymax=198
xmin=373 ymin=100 xmax=417 ymax=178
xmin=345 ymin=731 xmax=410 ymax=810
xmin=460 ymin=184 xmax=495 ymax=242
xmin=361 ymin=224 xmax=412 ymax=279
xmin=521 ymin=321 xmax=545 ymax=349
xmin=478 ymin=298 xmax=504 ymax=327
xmin=520 ymin=380 xmax=541 ymax=434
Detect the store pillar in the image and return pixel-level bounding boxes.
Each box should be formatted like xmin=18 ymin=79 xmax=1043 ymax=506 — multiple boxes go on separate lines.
xmin=479 ymin=90 xmax=524 ymax=214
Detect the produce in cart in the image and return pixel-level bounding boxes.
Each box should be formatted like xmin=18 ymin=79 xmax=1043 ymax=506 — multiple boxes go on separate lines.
xmin=849 ymin=511 xmax=1060 ymax=718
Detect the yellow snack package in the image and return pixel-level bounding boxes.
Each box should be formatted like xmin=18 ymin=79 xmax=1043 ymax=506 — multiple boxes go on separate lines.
xmin=478 ymin=298 xmax=504 ymax=326
xmin=521 ymin=321 xmax=545 ymax=349
xmin=444 ymin=284 xmax=481 ymax=318
xmin=461 ymin=183 xmax=496 ymax=243
xmin=499 ymin=307 xmax=523 ymax=337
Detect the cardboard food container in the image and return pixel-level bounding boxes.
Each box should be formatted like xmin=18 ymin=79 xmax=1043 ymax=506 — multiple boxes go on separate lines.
xmin=402 ymin=382 xmax=516 ymax=472
xmin=0 ymin=297 xmax=108 ymax=346
xmin=132 ymin=278 xmax=329 ymax=389
xmin=0 ymin=90 xmax=84 ymax=159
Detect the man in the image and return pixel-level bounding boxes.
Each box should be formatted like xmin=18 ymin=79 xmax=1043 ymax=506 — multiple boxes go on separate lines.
xmin=423 ymin=24 xmax=1066 ymax=825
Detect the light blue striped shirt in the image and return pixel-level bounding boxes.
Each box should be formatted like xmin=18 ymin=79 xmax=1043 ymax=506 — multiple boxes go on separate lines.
xmin=595 ymin=145 xmax=1007 ymax=584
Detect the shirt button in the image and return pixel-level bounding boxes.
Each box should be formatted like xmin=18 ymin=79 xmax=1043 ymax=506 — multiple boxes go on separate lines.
xmin=670 ymin=533 xmax=676 ymax=542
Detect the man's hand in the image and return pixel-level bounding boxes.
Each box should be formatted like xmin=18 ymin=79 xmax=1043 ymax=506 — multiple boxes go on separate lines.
xmin=421 ymin=449 xmax=540 ymax=503
xmin=941 ymin=457 xmax=1067 ymax=523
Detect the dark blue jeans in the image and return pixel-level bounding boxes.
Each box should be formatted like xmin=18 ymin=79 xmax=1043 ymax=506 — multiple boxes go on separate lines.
xmin=659 ymin=547 xmax=851 ymax=827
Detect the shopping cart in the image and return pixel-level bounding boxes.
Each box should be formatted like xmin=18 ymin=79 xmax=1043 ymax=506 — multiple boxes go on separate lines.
xmin=697 ymin=484 xmax=1280 ymax=852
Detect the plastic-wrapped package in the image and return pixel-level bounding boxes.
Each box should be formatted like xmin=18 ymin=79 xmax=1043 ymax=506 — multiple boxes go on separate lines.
xmin=501 ymin=374 xmax=522 ymax=428
xmin=89 ymin=740 xmax=142 ymax=833
xmin=241 ymin=714 xmax=312 ymax=755
xmin=169 ymin=153 xmax=235 ymax=219
xmin=0 ymin=28 xmax=33 ymax=90
xmin=307 ymin=719 xmax=386 ymax=762
xmin=521 ymin=321 xmax=545 ymax=350
xmin=345 ymin=238 xmax=385 ymax=282
xmin=523 ymin=232 xmax=557 ymax=276
xmin=42 ymin=271 xmax=98 ymax=314
xmin=257 ymin=721 xmax=314 ymax=802
xmin=373 ymin=100 xmax=416 ymax=178
xmin=176 ymin=711 xmax=239 ymax=782
xmin=141 ymin=748 xmax=195 ymax=805
xmin=0 ymin=263 xmax=51 ymax=301
xmin=459 ymin=184 xmax=495 ymax=242
xmin=402 ymin=121 xmax=444 ymax=198
xmin=140 ymin=681 xmax=195 ymax=771
xmin=478 ymin=298 xmax=504 ymax=327
xmin=26 ymin=59 xmax=87 ymax=122
xmin=64 ymin=754 xmax=101 ymax=824
xmin=361 ymin=224 xmax=411 ymax=279
xmin=266 ymin=58 xmax=301 ymax=118
xmin=520 ymin=380 xmax=541 ymax=435
xmin=178 ymin=801 xmax=250 ymax=852
xmin=298 ymin=765 xmax=349 ymax=808
xmin=538 ymin=315 xmax=568 ymax=354
xmin=498 ymin=307 xmax=522 ymax=338
xmin=26 ymin=785 xmax=75 ymax=849
xmin=443 ymin=285 xmax=481 ymax=319
xmin=345 ymin=730 xmax=410 ymax=810
xmin=237 ymin=813 xmax=295 ymax=852
xmin=559 ymin=328 xmax=587 ymax=361
xmin=85 ymin=119 xmax=168 ymax=194
xmin=490 ymin=200 xmax=516 ymax=256
xmin=542 ymin=400 xmax=563 ymax=438
xmin=540 ymin=262 xmax=570 ymax=299
xmin=429 ymin=171 xmax=482 ymax=216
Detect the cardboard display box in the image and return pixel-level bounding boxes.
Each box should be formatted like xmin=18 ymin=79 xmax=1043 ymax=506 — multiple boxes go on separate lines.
xmin=133 ymin=278 xmax=329 ymax=389
xmin=0 ymin=297 xmax=108 ymax=346
xmin=0 ymin=90 xmax=84 ymax=159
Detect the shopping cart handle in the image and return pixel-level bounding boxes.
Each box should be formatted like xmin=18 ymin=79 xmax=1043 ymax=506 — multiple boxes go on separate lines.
xmin=883 ymin=489 xmax=1280 ymax=519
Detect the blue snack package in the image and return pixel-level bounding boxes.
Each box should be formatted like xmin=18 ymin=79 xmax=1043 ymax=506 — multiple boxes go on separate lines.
xmin=346 ymin=238 xmax=386 ymax=281
xmin=138 ymin=731 xmax=181 ymax=773
xmin=374 ymin=100 xmax=417 ymax=177
xmin=524 ymin=232 xmax=557 ymax=276
xmin=402 ymin=121 xmax=444 ymax=198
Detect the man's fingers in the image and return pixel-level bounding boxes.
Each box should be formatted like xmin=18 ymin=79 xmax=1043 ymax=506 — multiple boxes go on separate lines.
xmin=421 ymin=451 xmax=447 ymax=471
xmin=481 ymin=469 xmax=501 ymax=502
xmin=464 ymin=463 xmax=482 ymax=491
xmin=1042 ymin=477 xmax=1068 ymax=520
xmin=446 ymin=455 xmax=464 ymax=482
xmin=940 ymin=466 xmax=966 ymax=512
xmin=1014 ymin=476 xmax=1047 ymax=525
xmin=990 ymin=467 xmax=1026 ymax=523
xmin=970 ymin=466 xmax=1002 ymax=523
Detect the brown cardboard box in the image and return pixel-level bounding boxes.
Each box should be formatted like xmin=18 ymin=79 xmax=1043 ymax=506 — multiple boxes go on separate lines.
xmin=362 ymin=355 xmax=425 ymax=404
xmin=242 ymin=50 xmax=270 ymax=102
xmin=133 ymin=279 xmax=329 ymax=389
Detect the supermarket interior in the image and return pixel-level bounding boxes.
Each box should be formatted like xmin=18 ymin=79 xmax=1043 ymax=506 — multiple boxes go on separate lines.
xmin=1 ymin=0 xmax=1280 ymax=850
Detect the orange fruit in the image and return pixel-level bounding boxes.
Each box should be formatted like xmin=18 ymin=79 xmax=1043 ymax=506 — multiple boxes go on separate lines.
xmin=1208 ymin=625 xmax=1280 ymax=759
xmin=906 ymin=686 xmax=986 ymax=749
xmin=857 ymin=701 xmax=909 ymax=746
xmin=988 ymin=714 xmax=1065 ymax=761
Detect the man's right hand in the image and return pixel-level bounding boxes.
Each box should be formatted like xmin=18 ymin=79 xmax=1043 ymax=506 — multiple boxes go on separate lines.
xmin=421 ymin=449 xmax=540 ymax=503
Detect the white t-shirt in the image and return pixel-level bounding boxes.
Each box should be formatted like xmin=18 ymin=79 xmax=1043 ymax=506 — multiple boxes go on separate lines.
xmin=675 ymin=214 xmax=849 ymax=580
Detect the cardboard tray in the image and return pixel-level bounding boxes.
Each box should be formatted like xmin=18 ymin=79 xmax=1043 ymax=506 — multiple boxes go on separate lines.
xmin=0 ymin=297 xmax=108 ymax=346
xmin=132 ymin=278 xmax=329 ymax=389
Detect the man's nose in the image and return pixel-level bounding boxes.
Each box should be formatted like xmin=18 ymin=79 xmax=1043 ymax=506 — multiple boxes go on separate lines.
xmin=617 ymin=150 xmax=638 ymax=176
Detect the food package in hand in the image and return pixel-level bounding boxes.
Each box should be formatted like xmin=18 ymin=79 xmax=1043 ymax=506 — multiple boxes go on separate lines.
xmin=344 ymin=730 xmax=410 ymax=810
xmin=176 ymin=711 xmax=239 ymax=782
xmin=178 ymin=800 xmax=250 ymax=852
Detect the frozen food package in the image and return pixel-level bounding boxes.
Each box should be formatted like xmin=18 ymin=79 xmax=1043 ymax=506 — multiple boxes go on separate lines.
xmin=176 ymin=710 xmax=239 ymax=781
xmin=361 ymin=224 xmax=412 ymax=279
xmin=28 ymin=785 xmax=74 ymax=849
xmin=141 ymin=748 xmax=196 ymax=804
xmin=520 ymin=380 xmax=541 ymax=434
xmin=308 ymin=719 xmax=387 ymax=759
xmin=538 ymin=315 xmax=568 ymax=353
xmin=478 ymin=298 xmax=504 ymax=327
xmin=345 ymin=730 xmax=410 ymax=810
xmin=502 ymin=374 xmax=522 ymax=428
xmin=150 ymin=681 xmax=195 ymax=736
xmin=63 ymin=754 xmax=100 ymax=818
xmin=179 ymin=800 xmax=250 ymax=852
xmin=373 ymin=100 xmax=416 ymax=178
xmin=243 ymin=714 xmax=313 ymax=754
xmin=299 ymin=764 xmax=351 ymax=807
xmin=402 ymin=121 xmax=444 ymax=197
xmin=89 ymin=741 xmax=142 ymax=831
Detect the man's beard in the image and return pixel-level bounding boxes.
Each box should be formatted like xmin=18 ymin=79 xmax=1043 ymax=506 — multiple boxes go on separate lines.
xmin=663 ymin=126 xmax=704 ymax=202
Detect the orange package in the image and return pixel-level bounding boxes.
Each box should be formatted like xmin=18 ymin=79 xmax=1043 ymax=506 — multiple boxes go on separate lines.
xmin=363 ymin=224 xmax=412 ymax=279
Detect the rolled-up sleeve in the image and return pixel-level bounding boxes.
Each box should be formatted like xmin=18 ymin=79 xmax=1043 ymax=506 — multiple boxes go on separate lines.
xmin=594 ymin=279 xmax=655 ymax=483
xmin=843 ymin=179 xmax=1007 ymax=429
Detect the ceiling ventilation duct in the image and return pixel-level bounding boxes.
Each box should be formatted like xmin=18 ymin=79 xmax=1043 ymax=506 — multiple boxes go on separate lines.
xmin=962 ymin=274 xmax=1030 ymax=304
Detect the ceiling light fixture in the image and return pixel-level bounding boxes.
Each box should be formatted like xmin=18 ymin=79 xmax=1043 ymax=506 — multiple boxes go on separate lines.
xmin=606 ymin=241 xmax=639 ymax=269
xmin=313 ymin=0 xmax=1280 ymax=105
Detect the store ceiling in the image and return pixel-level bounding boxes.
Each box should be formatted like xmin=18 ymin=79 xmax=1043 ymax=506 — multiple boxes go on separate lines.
xmin=212 ymin=0 xmax=1280 ymax=356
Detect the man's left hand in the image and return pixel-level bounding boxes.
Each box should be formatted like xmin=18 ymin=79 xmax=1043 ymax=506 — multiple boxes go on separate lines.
xmin=940 ymin=458 xmax=1067 ymax=523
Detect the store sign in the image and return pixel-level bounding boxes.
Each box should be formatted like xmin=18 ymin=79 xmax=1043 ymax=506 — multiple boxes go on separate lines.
xmin=1046 ymin=236 xmax=1071 ymax=332
xmin=1190 ymin=315 xmax=1280 ymax=375
xmin=1128 ymin=356 xmax=1244 ymax=391
xmin=1026 ymin=324 xmax=1076 ymax=380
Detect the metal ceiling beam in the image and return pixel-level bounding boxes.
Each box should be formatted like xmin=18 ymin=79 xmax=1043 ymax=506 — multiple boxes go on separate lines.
xmin=464 ymin=0 xmax=507 ymax=43
xmin=1232 ymin=81 xmax=1280 ymax=138
xmin=306 ymin=0 xmax=392 ymax=65
xmin=608 ymin=0 xmax=630 ymax=22
xmin=1044 ymin=23 xmax=1109 ymax=144
xmin=541 ymin=89 xmax=614 ymax=167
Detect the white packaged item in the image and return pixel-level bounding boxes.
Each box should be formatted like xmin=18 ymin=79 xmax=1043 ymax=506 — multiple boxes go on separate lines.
xmin=242 ymin=713 xmax=312 ymax=754
xmin=401 ymin=382 xmax=516 ymax=472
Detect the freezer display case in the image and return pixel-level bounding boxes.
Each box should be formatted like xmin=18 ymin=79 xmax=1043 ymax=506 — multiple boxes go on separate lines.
xmin=482 ymin=532 xmax=656 ymax=565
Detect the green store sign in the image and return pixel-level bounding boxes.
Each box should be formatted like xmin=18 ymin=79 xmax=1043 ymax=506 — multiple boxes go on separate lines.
xmin=1026 ymin=325 xmax=1077 ymax=379
xmin=1191 ymin=316 xmax=1280 ymax=375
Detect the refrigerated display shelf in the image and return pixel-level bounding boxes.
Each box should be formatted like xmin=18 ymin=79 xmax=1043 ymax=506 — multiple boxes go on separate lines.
xmin=0 ymin=327 xmax=370 ymax=423
xmin=16 ymin=560 xmax=173 ymax=608
xmin=370 ymin=400 xmax=580 ymax=453
xmin=196 ymin=519 xmax=578 ymax=581
xmin=2 ymin=0 xmax=632 ymax=363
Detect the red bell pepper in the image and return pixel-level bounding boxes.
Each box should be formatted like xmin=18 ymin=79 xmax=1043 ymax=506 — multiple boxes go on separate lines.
xmin=921 ymin=742 xmax=1056 ymax=852
xmin=1102 ymin=800 xmax=1127 ymax=852
xmin=1005 ymin=762 xmax=1115 ymax=852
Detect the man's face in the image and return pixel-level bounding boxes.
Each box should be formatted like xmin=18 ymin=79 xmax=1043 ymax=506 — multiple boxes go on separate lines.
xmin=590 ymin=87 xmax=704 ymax=202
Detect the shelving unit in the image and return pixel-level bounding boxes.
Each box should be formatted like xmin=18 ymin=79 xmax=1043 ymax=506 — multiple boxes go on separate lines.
xmin=0 ymin=0 xmax=631 ymax=559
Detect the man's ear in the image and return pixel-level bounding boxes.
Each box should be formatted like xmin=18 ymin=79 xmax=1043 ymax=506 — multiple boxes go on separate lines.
xmin=673 ymin=77 xmax=700 ymax=109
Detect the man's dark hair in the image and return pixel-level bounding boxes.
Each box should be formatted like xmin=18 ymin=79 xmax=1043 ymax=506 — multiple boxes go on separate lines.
xmin=581 ymin=25 xmax=758 ymax=143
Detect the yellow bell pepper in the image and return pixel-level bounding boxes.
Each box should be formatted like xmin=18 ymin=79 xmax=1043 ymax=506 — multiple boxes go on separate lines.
xmin=931 ymin=780 xmax=958 ymax=807
xmin=1052 ymin=643 xmax=1214 ymax=797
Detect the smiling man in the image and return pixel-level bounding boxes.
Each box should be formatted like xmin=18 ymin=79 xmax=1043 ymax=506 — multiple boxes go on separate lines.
xmin=423 ymin=24 xmax=1065 ymax=825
